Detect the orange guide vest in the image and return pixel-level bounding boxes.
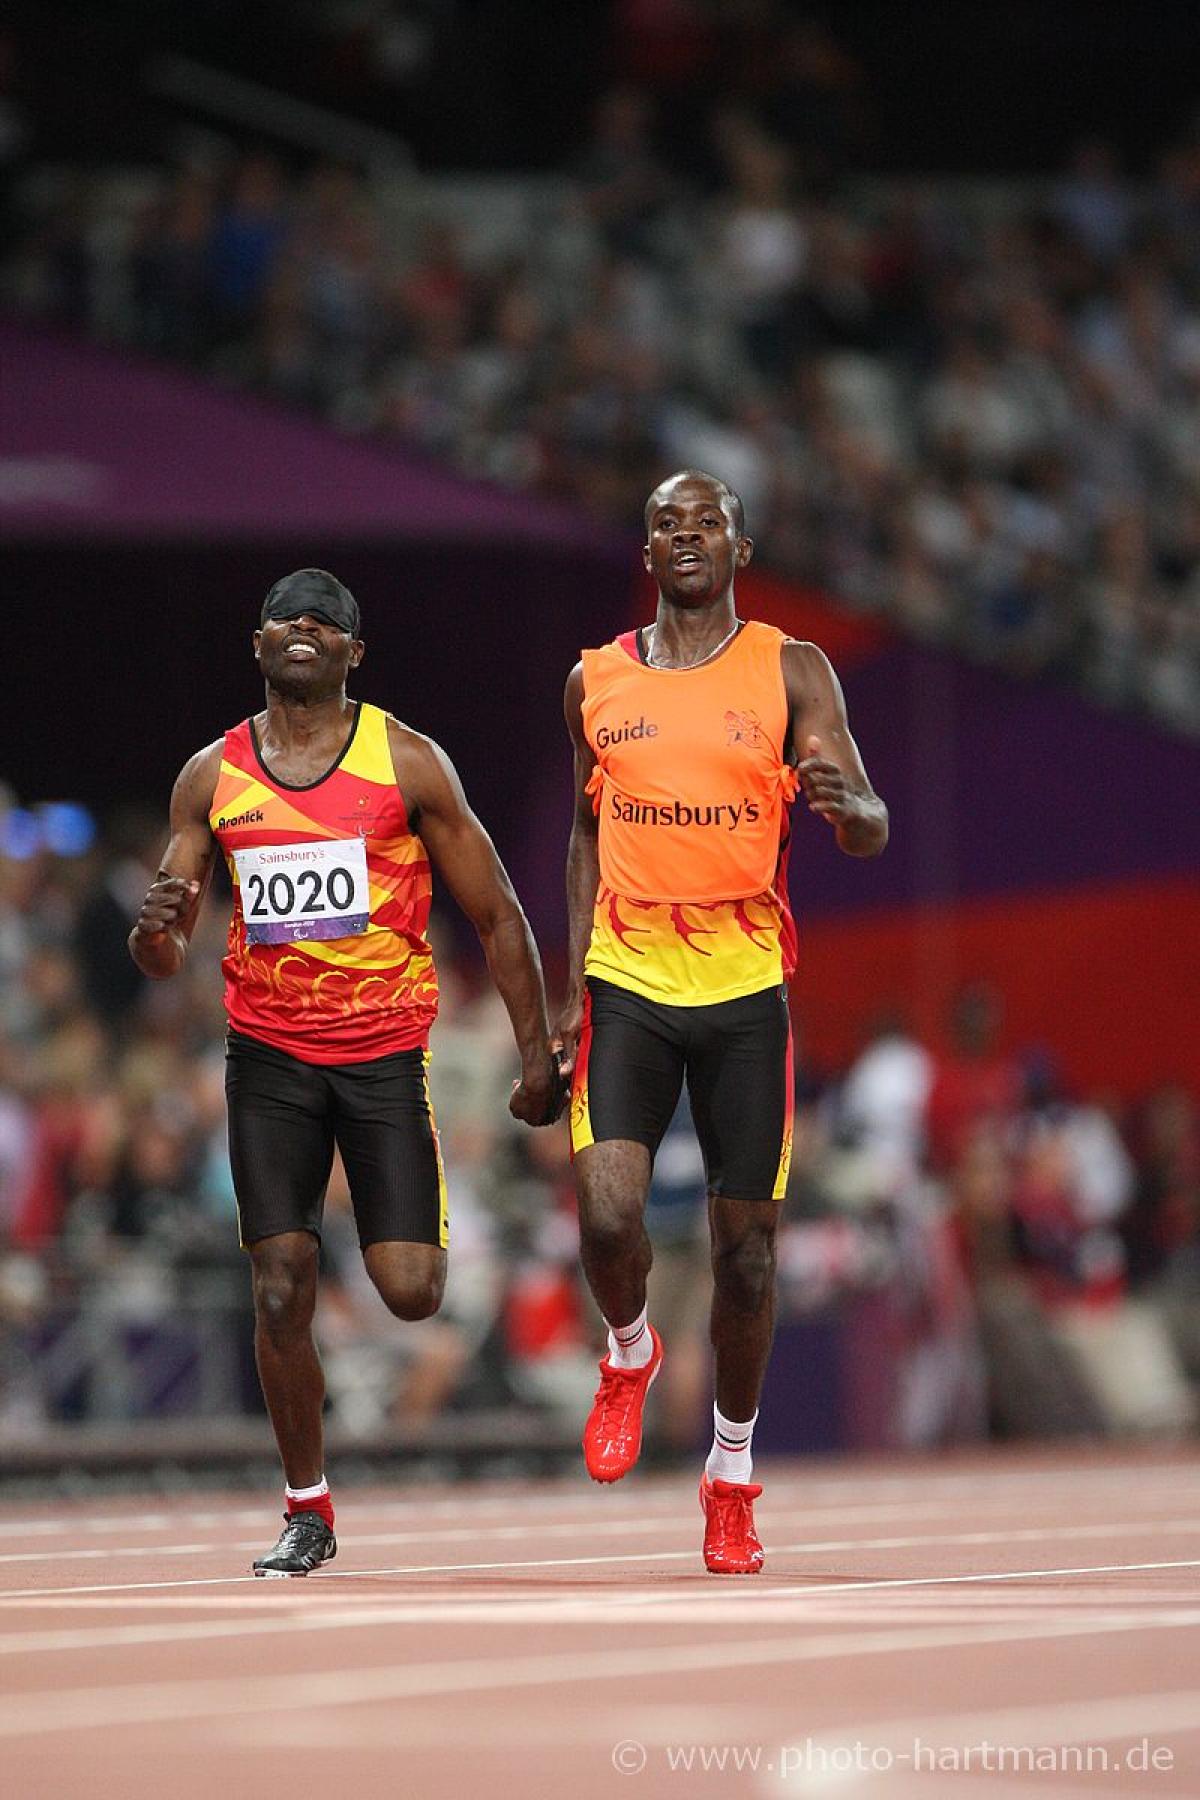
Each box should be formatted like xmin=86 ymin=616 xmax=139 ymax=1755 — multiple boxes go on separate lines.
xmin=581 ymin=620 xmax=798 ymax=905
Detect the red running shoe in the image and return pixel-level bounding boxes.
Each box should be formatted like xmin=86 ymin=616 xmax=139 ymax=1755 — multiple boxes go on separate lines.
xmin=582 ymin=1326 xmax=664 ymax=1482
xmin=699 ymin=1474 xmax=764 ymax=1574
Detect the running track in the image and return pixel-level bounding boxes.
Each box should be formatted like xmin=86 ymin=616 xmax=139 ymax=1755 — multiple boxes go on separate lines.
xmin=3 ymin=1448 xmax=1198 ymax=1797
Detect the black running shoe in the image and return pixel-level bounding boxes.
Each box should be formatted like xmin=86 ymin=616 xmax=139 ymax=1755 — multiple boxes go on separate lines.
xmin=252 ymin=1511 xmax=337 ymax=1577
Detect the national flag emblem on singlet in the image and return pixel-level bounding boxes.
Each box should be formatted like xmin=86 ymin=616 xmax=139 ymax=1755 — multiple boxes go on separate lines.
xmin=209 ymin=701 xmax=437 ymax=1064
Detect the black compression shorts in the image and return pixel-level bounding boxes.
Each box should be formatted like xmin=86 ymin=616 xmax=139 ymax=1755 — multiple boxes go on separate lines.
xmin=569 ymin=977 xmax=794 ymax=1201
xmin=224 ymin=1029 xmax=447 ymax=1250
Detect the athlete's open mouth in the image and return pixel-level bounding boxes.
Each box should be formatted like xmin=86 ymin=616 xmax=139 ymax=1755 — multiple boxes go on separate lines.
xmin=672 ymin=552 xmax=704 ymax=569
xmin=283 ymin=640 xmax=320 ymax=660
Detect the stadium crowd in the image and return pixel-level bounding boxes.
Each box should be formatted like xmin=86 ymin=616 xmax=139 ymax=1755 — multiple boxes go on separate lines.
xmin=6 ymin=88 xmax=1200 ymax=734
xmin=0 ymin=815 xmax=1197 ymax=1452
xmin=2 ymin=5 xmax=1198 ymax=1456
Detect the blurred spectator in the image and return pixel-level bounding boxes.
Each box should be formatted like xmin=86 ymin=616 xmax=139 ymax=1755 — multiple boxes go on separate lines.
xmin=1055 ymin=139 xmax=1132 ymax=267
xmin=3 ymin=68 xmax=1200 ymax=1446
xmin=0 ymin=814 xmax=1194 ymax=1449
xmin=501 ymin=1127 xmax=596 ymax=1418
xmin=576 ymin=87 xmax=674 ymax=262
xmin=758 ymin=15 xmax=870 ymax=190
xmin=9 ymin=125 xmax=1200 ymax=734
xmin=839 ymin=1010 xmax=933 ymax=1184
xmin=1124 ymin=1085 xmax=1200 ymax=1286
xmin=925 ymin=985 xmax=1021 ymax=1174
xmin=131 ymin=170 xmax=218 ymax=360
xmin=948 ymin=1123 xmax=1106 ymax=1439
xmin=711 ymin=113 xmax=807 ymax=378
xmin=208 ymin=156 xmax=288 ymax=335
xmin=73 ymin=807 xmax=159 ymax=1029
xmin=1141 ymin=1088 xmax=1200 ymax=1389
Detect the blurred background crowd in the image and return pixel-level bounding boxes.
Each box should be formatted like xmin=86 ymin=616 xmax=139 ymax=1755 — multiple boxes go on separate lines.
xmin=5 ymin=15 xmax=1200 ymax=735
xmin=2 ymin=0 xmax=1199 ymax=1470
xmin=1 ymin=806 xmax=1197 ymax=1456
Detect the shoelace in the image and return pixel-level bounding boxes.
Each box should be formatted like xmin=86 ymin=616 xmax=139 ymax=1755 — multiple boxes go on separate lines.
xmin=712 ymin=1487 xmax=755 ymax=1543
xmin=592 ymin=1362 xmax=643 ymax=1433
xmin=277 ymin=1512 xmax=329 ymax=1545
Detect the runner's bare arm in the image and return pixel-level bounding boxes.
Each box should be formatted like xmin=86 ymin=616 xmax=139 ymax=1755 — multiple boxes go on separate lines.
xmin=783 ymin=640 xmax=888 ymax=858
xmin=128 ymin=740 xmax=222 ymax=978
xmin=389 ymin=723 xmax=562 ymax=1126
xmin=557 ymin=662 xmax=600 ymax=1076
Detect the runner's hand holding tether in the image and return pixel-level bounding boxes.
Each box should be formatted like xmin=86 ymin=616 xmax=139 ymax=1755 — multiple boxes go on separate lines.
xmin=509 ymin=1047 xmax=570 ymax=1127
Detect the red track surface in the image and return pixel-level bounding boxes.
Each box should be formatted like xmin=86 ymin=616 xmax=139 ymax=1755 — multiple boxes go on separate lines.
xmin=3 ymin=1448 xmax=1199 ymax=1797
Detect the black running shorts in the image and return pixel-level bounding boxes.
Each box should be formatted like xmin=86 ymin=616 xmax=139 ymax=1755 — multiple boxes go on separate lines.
xmin=570 ymin=977 xmax=794 ymax=1201
xmin=224 ymin=1029 xmax=447 ymax=1250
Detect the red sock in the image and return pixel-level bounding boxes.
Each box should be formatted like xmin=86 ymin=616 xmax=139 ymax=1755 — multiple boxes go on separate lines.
xmin=285 ymin=1481 xmax=334 ymax=1528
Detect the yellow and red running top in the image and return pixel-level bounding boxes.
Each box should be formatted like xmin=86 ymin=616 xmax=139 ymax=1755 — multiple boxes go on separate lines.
xmin=209 ymin=701 xmax=437 ymax=1064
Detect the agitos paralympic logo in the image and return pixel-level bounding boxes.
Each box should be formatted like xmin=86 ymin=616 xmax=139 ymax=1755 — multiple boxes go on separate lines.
xmin=725 ymin=709 xmax=763 ymax=745
xmin=609 ymin=791 xmax=760 ymax=831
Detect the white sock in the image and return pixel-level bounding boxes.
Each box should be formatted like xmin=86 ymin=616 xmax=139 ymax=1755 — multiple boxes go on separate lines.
xmin=606 ymin=1305 xmax=653 ymax=1370
xmin=285 ymin=1476 xmax=329 ymax=1502
xmin=705 ymin=1406 xmax=757 ymax=1484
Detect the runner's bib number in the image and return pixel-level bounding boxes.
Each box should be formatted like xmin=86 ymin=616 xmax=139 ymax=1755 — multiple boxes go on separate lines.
xmin=232 ymin=837 xmax=370 ymax=946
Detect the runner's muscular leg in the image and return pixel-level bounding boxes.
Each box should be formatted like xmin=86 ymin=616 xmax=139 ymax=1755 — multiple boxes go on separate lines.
xmin=575 ymin=1138 xmax=654 ymax=1327
xmin=249 ymin=1230 xmax=323 ymax=1488
xmin=708 ymin=1195 xmax=779 ymax=1421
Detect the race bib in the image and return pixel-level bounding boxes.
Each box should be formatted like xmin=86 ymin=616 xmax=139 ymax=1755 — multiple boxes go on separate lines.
xmin=233 ymin=837 xmax=370 ymax=946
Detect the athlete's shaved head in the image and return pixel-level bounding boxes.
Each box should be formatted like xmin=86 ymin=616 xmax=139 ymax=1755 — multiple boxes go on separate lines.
xmin=644 ymin=470 xmax=746 ymax=539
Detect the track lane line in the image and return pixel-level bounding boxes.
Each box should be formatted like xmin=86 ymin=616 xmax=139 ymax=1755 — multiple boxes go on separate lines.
xmin=1 ymin=1458 xmax=1195 ymax=1538
xmin=1 ymin=1506 xmax=1197 ymax=1573
xmin=3 ymin=1597 xmax=1200 ymax=1657
xmin=1 ymin=1549 xmax=1198 ymax=1605
xmin=0 ymin=1496 xmax=1034 ymax=1567
xmin=1 ymin=1609 xmax=1199 ymax=1739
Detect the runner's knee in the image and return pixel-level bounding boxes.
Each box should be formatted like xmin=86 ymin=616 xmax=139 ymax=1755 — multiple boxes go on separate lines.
xmin=712 ymin=1224 xmax=776 ymax=1314
xmin=251 ymin=1239 xmax=318 ymax=1340
xmin=576 ymin=1142 xmax=650 ymax=1256
xmin=579 ymin=1193 xmax=646 ymax=1258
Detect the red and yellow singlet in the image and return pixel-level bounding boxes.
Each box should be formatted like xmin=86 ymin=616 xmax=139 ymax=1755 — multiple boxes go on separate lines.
xmin=210 ymin=701 xmax=437 ymax=1064
xmin=581 ymin=620 xmax=798 ymax=1008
